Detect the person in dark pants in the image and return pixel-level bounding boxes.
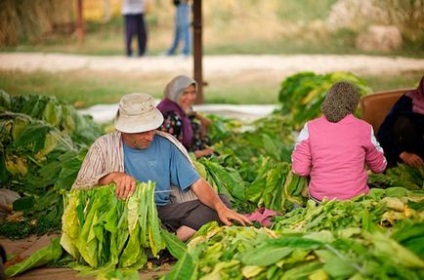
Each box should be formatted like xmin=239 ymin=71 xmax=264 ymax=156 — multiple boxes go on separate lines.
xmin=377 ymin=76 xmax=424 ymax=169
xmin=122 ymin=0 xmax=148 ymax=57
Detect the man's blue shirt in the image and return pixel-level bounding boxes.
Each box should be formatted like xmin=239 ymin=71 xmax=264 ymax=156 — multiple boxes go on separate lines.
xmin=123 ymin=134 xmax=200 ymax=206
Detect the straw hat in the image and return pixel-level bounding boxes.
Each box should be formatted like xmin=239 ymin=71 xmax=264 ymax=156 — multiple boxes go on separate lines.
xmin=114 ymin=93 xmax=164 ymax=133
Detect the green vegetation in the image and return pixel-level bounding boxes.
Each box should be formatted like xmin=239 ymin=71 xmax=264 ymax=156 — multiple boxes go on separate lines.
xmin=0 ymin=70 xmax=421 ymax=108
xmin=0 ymin=70 xmax=283 ymax=107
xmin=1 ymin=0 xmax=424 ymax=57
xmin=1 ymin=1 xmax=424 ymax=277
xmin=1 ymin=0 xmax=423 ymax=107
xmin=2 ymin=75 xmax=424 ymax=277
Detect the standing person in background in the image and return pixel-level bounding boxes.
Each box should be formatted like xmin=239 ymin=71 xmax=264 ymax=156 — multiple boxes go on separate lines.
xmin=291 ymin=81 xmax=387 ymax=202
xmin=377 ymin=76 xmax=424 ymax=169
xmin=157 ymin=75 xmax=214 ymax=158
xmin=122 ymin=0 xmax=148 ymax=57
xmin=165 ymin=0 xmax=191 ymax=57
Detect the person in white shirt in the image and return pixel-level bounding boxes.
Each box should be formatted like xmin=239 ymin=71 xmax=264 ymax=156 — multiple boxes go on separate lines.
xmin=122 ymin=0 xmax=148 ymax=57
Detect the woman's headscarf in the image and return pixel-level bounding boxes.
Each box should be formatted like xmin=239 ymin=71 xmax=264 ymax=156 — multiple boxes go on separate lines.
xmin=157 ymin=75 xmax=197 ymax=148
xmin=164 ymin=75 xmax=197 ymax=104
xmin=321 ymin=81 xmax=360 ymax=122
xmin=406 ymin=76 xmax=424 ymax=115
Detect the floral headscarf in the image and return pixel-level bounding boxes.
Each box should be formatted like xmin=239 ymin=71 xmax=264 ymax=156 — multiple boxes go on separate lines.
xmin=157 ymin=75 xmax=197 ymax=147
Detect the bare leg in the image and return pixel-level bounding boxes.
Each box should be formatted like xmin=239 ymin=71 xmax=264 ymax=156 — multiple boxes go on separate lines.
xmin=176 ymin=225 xmax=196 ymax=241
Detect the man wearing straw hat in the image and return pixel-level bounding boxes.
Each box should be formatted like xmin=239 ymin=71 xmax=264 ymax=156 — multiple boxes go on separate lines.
xmin=73 ymin=93 xmax=251 ymax=241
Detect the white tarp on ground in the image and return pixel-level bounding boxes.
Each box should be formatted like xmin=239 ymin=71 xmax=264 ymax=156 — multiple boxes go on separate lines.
xmin=78 ymin=103 xmax=279 ymax=123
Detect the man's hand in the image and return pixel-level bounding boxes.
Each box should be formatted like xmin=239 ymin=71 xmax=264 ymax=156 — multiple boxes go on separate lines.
xmin=191 ymin=179 xmax=252 ymax=226
xmin=400 ymin=152 xmax=424 ymax=168
xmin=216 ymin=205 xmax=252 ymax=226
xmin=99 ymin=172 xmax=136 ymax=199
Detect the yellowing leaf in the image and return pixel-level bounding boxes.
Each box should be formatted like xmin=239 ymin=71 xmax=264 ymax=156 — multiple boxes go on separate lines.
xmin=5 ymin=155 xmax=28 ymax=176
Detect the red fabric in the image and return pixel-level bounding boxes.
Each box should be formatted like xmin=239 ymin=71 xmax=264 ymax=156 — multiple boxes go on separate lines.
xmin=245 ymin=208 xmax=280 ymax=227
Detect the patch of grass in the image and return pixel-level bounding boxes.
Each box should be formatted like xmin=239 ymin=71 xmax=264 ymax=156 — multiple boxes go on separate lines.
xmin=274 ymin=0 xmax=338 ymax=21
xmin=362 ymin=72 xmax=423 ymax=92
xmin=0 ymin=70 xmax=169 ymax=108
xmin=2 ymin=0 xmax=424 ymax=58
xmin=1 ymin=0 xmax=422 ymax=107
xmin=0 ymin=70 xmax=278 ymax=107
xmin=1 ymin=70 xmax=421 ymax=107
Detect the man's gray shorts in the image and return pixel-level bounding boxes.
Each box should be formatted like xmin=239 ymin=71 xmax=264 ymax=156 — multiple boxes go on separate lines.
xmin=157 ymin=195 xmax=231 ymax=231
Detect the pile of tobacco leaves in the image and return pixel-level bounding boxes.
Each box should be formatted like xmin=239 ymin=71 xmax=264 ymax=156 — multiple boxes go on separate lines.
xmin=1 ymin=72 xmax=423 ymax=279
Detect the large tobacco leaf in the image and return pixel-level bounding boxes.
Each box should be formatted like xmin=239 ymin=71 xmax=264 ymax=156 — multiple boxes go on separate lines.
xmin=0 ymin=91 xmax=102 ymax=239
xmin=5 ymin=238 xmax=63 ymax=277
xmin=61 ymin=182 xmax=167 ymax=273
xmin=277 ymin=71 xmax=372 ymax=130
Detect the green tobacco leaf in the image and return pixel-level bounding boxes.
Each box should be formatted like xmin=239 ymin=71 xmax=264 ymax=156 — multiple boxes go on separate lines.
xmin=240 ymin=244 xmax=293 ymax=266
xmin=60 ymin=191 xmax=80 ymax=259
xmin=370 ymin=231 xmax=424 ymax=268
xmin=11 ymin=113 xmax=30 ymax=140
xmin=55 ymin=155 xmax=83 ymax=190
xmin=206 ymin=161 xmax=245 ymax=201
xmin=0 ymin=89 xmax=11 ymax=110
xmin=5 ymin=238 xmax=63 ymax=277
xmin=161 ymin=230 xmax=187 ymax=259
xmin=13 ymin=196 xmax=36 ymax=211
xmin=280 ymin=260 xmax=322 ymax=280
xmin=262 ymin=134 xmax=281 ymax=161
xmin=75 ymin=192 xmax=101 ymax=268
xmin=164 ymin=252 xmax=198 ymax=280
xmin=13 ymin=121 xmax=51 ymax=152
xmin=316 ymin=248 xmax=358 ymax=278
xmin=119 ymin=226 xmax=145 ymax=268
xmin=146 ymin=181 xmax=165 ymax=256
xmin=268 ymin=235 xmax=324 ymax=250
xmin=42 ymin=97 xmax=62 ymax=127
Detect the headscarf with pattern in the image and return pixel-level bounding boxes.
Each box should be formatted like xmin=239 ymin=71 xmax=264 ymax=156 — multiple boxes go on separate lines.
xmin=156 ymin=75 xmax=197 ymax=147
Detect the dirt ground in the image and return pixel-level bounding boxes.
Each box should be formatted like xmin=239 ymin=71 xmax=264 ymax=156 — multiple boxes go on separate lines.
xmin=1 ymin=234 xmax=172 ymax=280
xmin=2 ymin=52 xmax=424 ymax=76
xmin=1 ymin=52 xmax=424 ymax=279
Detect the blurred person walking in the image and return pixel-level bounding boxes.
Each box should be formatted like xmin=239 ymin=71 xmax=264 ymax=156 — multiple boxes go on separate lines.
xmin=122 ymin=0 xmax=148 ymax=57
xmin=165 ymin=0 xmax=191 ymax=57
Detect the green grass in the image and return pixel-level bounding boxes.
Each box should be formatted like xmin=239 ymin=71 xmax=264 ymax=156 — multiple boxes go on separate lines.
xmin=0 ymin=70 xmax=170 ymax=108
xmin=1 ymin=0 xmax=423 ymax=107
xmin=2 ymin=0 xmax=424 ymax=58
xmin=1 ymin=70 xmax=421 ymax=108
xmin=0 ymin=70 xmax=280 ymax=107
xmin=363 ymin=73 xmax=423 ymax=92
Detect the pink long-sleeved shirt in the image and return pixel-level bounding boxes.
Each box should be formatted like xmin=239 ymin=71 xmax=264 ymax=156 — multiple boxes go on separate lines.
xmin=291 ymin=114 xmax=387 ymax=201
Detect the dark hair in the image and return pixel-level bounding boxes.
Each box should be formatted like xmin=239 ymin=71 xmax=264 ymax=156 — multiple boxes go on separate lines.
xmin=173 ymin=0 xmax=181 ymax=6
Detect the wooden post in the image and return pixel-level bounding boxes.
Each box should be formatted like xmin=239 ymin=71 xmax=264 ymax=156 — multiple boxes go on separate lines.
xmin=192 ymin=0 xmax=204 ymax=104
xmin=76 ymin=0 xmax=85 ymax=44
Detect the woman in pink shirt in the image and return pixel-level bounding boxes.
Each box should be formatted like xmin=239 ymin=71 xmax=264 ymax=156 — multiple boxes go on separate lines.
xmin=291 ymin=81 xmax=387 ymax=202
